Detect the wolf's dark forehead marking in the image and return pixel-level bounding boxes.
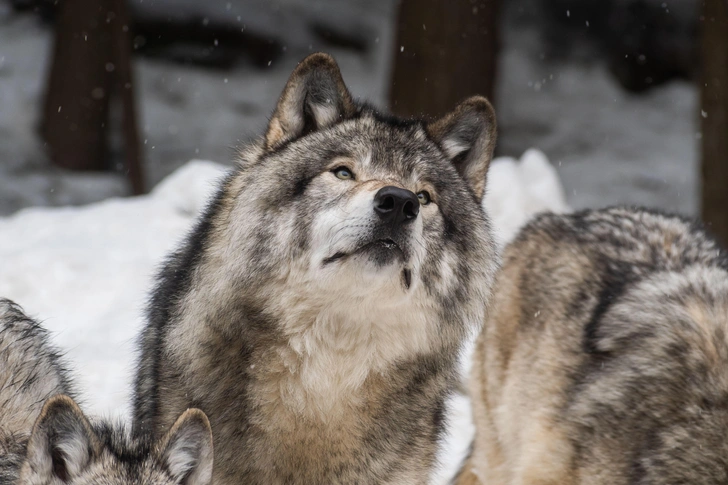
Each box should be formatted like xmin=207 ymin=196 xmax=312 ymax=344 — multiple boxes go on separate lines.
xmin=337 ymin=121 xmax=440 ymax=167
xmin=368 ymin=142 xmax=423 ymax=175
xmin=314 ymin=145 xmax=353 ymax=161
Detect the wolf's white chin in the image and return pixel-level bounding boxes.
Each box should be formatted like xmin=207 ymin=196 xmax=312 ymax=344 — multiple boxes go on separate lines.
xmin=325 ymin=257 xmax=412 ymax=293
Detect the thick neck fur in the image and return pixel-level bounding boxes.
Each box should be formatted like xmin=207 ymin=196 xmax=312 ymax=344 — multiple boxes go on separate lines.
xmin=169 ymin=260 xmax=442 ymax=422
xmin=269 ymin=291 xmax=438 ymax=419
xmin=166 ymin=182 xmax=448 ymax=421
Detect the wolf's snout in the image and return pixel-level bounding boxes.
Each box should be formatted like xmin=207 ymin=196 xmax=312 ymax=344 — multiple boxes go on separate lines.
xmin=374 ymin=186 xmax=419 ymax=225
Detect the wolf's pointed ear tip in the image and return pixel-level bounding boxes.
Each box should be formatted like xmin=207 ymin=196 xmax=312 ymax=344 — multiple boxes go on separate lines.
xmin=40 ymin=394 xmax=81 ymax=416
xmin=179 ymin=408 xmax=212 ymax=429
xmin=295 ymin=52 xmax=340 ymax=73
xmin=172 ymin=409 xmax=213 ymax=443
xmin=459 ymin=96 xmax=496 ymax=119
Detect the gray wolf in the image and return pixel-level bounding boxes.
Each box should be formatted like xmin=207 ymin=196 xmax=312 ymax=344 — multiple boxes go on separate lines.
xmin=457 ymin=207 xmax=728 ymax=484
xmin=133 ymin=52 xmax=499 ymax=484
xmin=0 ymin=299 xmax=214 ymax=485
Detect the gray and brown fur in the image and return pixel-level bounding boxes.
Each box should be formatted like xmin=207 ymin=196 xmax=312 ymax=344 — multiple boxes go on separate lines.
xmin=0 ymin=299 xmax=214 ymax=485
xmin=0 ymin=298 xmax=76 ymax=483
xmin=133 ymin=52 xmax=499 ymax=484
xmin=457 ymin=207 xmax=728 ymax=485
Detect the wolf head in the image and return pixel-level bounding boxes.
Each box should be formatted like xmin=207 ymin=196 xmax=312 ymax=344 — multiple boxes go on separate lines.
xmin=19 ymin=396 xmax=213 ymax=485
xmin=154 ymin=53 xmax=498 ymax=413
xmin=256 ymin=54 xmax=496 ymax=299
xmin=198 ymin=52 xmax=496 ymax=312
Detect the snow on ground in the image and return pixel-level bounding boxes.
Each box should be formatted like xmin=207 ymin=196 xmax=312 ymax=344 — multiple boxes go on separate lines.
xmin=485 ymin=148 xmax=570 ymax=245
xmin=0 ymin=160 xmax=226 ymax=416
xmin=0 ymin=150 xmax=567 ymax=484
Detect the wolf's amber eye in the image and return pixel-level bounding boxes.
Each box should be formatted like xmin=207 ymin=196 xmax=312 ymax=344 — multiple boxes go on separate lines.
xmin=333 ymin=167 xmax=354 ymax=180
xmin=417 ymin=191 xmax=431 ymax=205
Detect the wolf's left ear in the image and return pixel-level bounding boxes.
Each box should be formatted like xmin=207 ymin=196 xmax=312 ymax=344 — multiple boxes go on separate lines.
xmin=426 ymin=96 xmax=497 ymax=201
xmin=265 ymin=53 xmax=356 ymax=151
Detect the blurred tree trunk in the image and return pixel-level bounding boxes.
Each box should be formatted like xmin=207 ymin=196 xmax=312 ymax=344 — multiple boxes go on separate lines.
xmin=701 ymin=0 xmax=728 ymax=246
xmin=389 ymin=0 xmax=501 ymax=119
xmin=43 ymin=0 xmax=113 ymax=172
xmin=42 ymin=0 xmax=144 ymax=194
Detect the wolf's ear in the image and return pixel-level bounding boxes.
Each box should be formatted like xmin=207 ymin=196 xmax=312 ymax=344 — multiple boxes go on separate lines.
xmin=22 ymin=395 xmax=101 ymax=482
xmin=265 ymin=52 xmax=356 ymax=151
xmin=426 ymin=96 xmax=497 ymax=201
xmin=159 ymin=409 xmax=214 ymax=485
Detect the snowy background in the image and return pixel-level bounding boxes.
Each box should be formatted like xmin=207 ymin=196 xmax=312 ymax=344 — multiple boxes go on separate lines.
xmin=0 ymin=0 xmax=699 ymax=215
xmin=0 ymin=0 xmax=699 ymax=482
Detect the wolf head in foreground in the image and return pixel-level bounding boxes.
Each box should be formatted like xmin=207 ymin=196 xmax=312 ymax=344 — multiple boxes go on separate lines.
xmin=133 ymin=53 xmax=498 ymax=483
xmin=0 ymin=299 xmax=214 ymax=485
xmin=457 ymin=207 xmax=728 ymax=485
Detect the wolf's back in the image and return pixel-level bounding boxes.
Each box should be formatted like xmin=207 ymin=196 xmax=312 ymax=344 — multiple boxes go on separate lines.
xmin=0 ymin=299 xmax=74 ymax=482
xmin=462 ymin=207 xmax=728 ymax=485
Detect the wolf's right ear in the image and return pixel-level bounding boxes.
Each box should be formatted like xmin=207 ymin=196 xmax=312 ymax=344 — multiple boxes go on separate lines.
xmin=265 ymin=53 xmax=356 ymax=151
xmin=158 ymin=409 xmax=214 ymax=485
xmin=21 ymin=395 xmax=101 ymax=483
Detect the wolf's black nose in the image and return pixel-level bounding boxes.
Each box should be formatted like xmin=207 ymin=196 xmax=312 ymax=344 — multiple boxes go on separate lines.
xmin=374 ymin=186 xmax=419 ymax=225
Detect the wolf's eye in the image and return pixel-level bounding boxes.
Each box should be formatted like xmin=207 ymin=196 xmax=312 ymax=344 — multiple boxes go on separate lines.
xmin=333 ymin=167 xmax=354 ymax=180
xmin=417 ymin=191 xmax=431 ymax=205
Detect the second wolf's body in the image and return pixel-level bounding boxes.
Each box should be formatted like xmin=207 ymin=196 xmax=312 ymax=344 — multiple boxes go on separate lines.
xmin=0 ymin=299 xmax=75 ymax=483
xmin=458 ymin=207 xmax=728 ymax=485
xmin=0 ymin=299 xmax=214 ymax=485
xmin=133 ymin=53 xmax=499 ymax=484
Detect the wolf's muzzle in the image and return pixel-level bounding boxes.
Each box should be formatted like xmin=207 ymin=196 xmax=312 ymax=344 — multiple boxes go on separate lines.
xmin=374 ymin=186 xmax=419 ymax=227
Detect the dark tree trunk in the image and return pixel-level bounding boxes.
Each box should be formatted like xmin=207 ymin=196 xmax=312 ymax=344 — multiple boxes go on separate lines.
xmin=388 ymin=0 xmax=501 ymax=119
xmin=42 ymin=0 xmax=145 ymax=194
xmin=43 ymin=0 xmax=114 ymax=171
xmin=701 ymin=0 xmax=728 ymax=246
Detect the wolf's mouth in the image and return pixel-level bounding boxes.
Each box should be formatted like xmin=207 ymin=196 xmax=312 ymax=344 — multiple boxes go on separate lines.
xmin=323 ymin=239 xmax=405 ymax=265
xmin=362 ymin=238 xmax=401 ymax=253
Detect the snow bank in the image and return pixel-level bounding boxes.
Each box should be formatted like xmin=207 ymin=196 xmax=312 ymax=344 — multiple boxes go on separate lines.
xmin=0 ymin=152 xmax=568 ymax=483
xmin=485 ymin=148 xmax=570 ymax=246
xmin=0 ymin=160 xmax=226 ymax=417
